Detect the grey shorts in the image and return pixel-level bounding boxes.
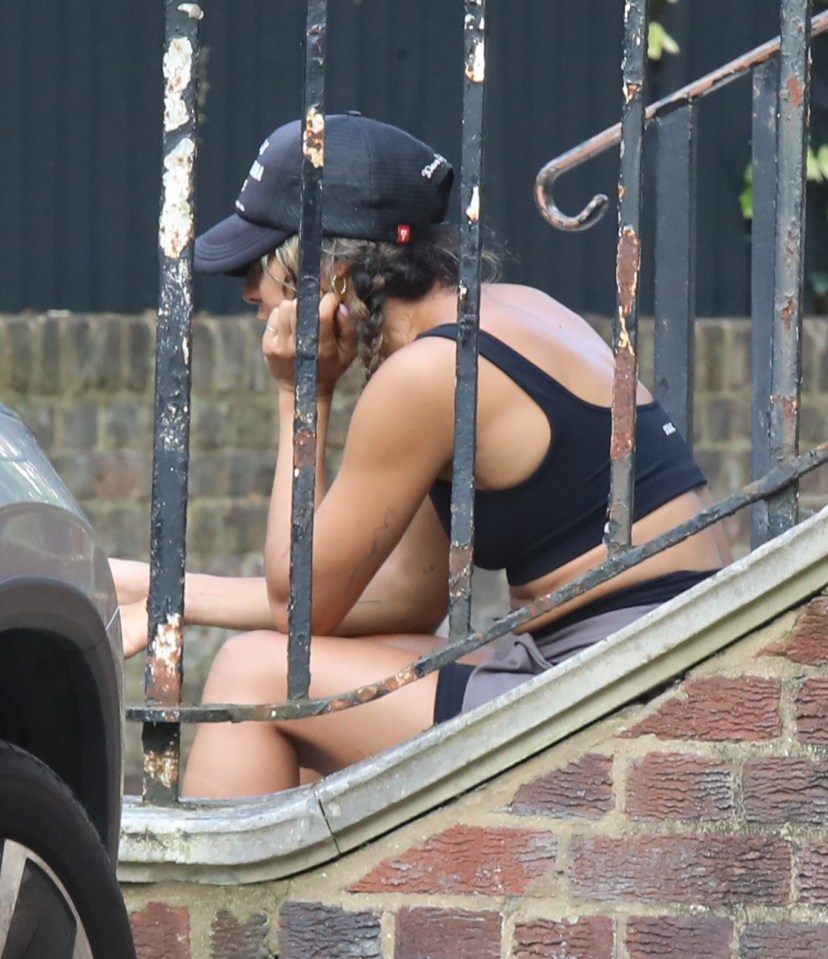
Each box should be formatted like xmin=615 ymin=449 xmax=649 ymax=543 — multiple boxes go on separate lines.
xmin=433 ymin=603 xmax=659 ymax=723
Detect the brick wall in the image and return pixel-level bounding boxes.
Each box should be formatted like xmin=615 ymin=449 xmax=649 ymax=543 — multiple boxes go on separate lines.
xmin=121 ymin=591 xmax=828 ymax=958
xmin=3 ymin=311 xmax=826 ymax=568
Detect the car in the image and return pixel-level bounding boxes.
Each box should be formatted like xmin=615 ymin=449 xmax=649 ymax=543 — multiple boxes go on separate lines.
xmin=0 ymin=403 xmax=136 ymax=957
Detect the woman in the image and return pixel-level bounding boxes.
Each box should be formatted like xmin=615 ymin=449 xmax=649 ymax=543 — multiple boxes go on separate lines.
xmin=115 ymin=113 xmax=730 ymax=797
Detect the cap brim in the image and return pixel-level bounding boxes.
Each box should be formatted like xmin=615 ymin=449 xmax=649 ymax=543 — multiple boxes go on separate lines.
xmin=194 ymin=213 xmax=291 ymax=276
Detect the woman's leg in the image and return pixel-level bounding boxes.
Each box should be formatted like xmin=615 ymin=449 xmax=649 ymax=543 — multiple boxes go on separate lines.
xmin=182 ymin=630 xmax=440 ymax=799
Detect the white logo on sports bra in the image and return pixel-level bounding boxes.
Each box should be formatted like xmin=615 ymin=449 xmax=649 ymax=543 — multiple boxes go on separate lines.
xmin=663 ymin=422 xmax=677 ymax=436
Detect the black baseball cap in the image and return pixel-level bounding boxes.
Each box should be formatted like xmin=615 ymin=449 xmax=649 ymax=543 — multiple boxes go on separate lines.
xmin=194 ymin=112 xmax=454 ymax=276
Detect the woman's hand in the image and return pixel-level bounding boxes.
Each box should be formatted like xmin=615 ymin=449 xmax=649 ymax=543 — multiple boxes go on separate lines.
xmin=108 ymin=560 xmax=150 ymax=658
xmin=109 ymin=558 xmax=150 ymax=606
xmin=262 ymin=291 xmax=357 ymax=395
xmin=119 ymin=599 xmax=150 ymax=659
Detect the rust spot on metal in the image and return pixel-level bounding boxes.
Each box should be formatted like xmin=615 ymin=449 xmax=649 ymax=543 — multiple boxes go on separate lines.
xmin=623 ymin=81 xmax=642 ymax=105
xmin=616 ymin=226 xmax=641 ymax=321
xmin=294 ymin=426 xmax=316 ymax=467
xmin=147 ymin=613 xmax=183 ymax=704
xmin=781 ymin=296 xmax=797 ymax=329
xmin=448 ymin=543 xmax=473 ymax=599
xmin=610 ymin=346 xmax=638 ymax=461
xmin=303 ymin=108 xmax=325 ymax=168
xmin=770 ymin=393 xmax=800 ymax=422
xmin=786 ymin=75 xmax=805 ymax=108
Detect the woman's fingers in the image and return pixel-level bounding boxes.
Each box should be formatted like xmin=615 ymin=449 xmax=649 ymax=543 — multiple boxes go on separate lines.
xmin=262 ymin=291 xmax=356 ymax=390
xmin=120 ymin=600 xmax=150 ymax=659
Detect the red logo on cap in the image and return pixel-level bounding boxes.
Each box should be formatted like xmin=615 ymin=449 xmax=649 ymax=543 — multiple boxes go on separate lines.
xmin=397 ymin=224 xmax=412 ymax=245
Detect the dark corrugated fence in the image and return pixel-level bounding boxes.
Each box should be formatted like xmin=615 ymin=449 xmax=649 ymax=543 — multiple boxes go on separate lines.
xmin=2 ymin=0 xmax=826 ymax=318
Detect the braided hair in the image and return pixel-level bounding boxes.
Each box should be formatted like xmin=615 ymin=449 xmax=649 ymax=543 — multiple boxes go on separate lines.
xmin=269 ymin=228 xmax=499 ymax=379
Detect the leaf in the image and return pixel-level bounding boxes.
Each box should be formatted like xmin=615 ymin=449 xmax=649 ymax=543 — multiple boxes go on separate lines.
xmin=806 ymin=147 xmax=824 ymax=183
xmin=739 ymin=184 xmax=753 ymax=220
xmin=648 ymin=22 xmax=680 ymax=60
xmin=817 ymin=145 xmax=828 ymax=179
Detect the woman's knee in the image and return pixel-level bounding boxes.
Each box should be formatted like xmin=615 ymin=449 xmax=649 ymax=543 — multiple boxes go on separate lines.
xmin=202 ymin=629 xmax=288 ymax=702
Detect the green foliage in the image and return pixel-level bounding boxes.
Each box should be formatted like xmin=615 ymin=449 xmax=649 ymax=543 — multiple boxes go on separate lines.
xmin=741 ymin=145 xmax=828 ymax=222
xmin=648 ymin=0 xmax=681 ymax=61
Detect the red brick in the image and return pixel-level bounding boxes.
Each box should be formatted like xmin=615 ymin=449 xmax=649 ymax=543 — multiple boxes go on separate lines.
xmin=744 ymin=757 xmax=828 ymax=822
xmin=798 ymin=842 xmax=828 ymax=904
xmin=130 ymin=902 xmax=190 ymax=959
xmin=513 ymin=916 xmax=613 ymax=959
xmin=626 ymin=915 xmax=733 ymax=959
xmin=395 ymin=907 xmax=500 ymax=959
xmin=512 ymin=754 xmax=614 ymax=819
xmin=211 ymin=910 xmax=270 ymax=959
xmin=741 ymin=922 xmax=828 ymax=958
xmin=796 ymin=679 xmax=828 ymax=743
xmin=626 ymin=752 xmax=733 ymax=820
xmin=348 ymin=825 xmax=557 ymax=895
xmin=569 ymin=834 xmax=791 ymax=904
xmin=278 ymin=903 xmax=381 ymax=959
xmin=762 ymin=598 xmax=828 ymax=664
xmin=624 ymin=677 xmax=781 ymax=741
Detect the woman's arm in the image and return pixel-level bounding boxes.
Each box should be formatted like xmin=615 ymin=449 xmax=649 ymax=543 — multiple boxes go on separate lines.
xmin=265 ymin=340 xmax=457 ymax=636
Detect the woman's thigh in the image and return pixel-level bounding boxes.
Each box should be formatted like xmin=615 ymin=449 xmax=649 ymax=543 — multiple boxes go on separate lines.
xmin=201 ymin=630 xmax=441 ymax=775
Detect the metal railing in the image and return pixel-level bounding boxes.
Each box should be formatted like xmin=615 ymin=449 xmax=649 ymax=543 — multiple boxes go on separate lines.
xmin=128 ymin=0 xmax=828 ymax=805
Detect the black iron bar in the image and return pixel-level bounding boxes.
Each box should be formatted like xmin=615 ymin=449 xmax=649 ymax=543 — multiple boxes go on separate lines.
xmin=447 ymin=0 xmax=487 ymax=642
xmin=534 ymin=8 xmax=828 ymax=232
xmin=287 ymin=0 xmax=327 ymax=700
xmin=767 ymin=0 xmax=812 ymax=538
xmin=605 ymin=0 xmax=648 ymax=556
xmin=750 ymin=59 xmax=779 ymax=548
xmin=653 ymin=105 xmax=697 ymax=447
xmin=126 ymin=443 xmax=828 ymax=726
xmin=142 ymin=0 xmax=202 ymax=805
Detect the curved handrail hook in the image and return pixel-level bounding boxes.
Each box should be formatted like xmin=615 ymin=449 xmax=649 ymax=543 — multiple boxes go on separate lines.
xmin=534 ymin=161 xmax=609 ymax=232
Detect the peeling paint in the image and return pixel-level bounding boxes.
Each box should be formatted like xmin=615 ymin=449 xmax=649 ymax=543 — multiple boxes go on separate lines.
xmin=163 ymin=38 xmax=193 ymax=133
xmin=616 ymin=226 xmax=641 ymax=321
xmin=465 ymin=37 xmax=486 ymax=83
xmin=465 ymin=185 xmax=481 ymax=223
xmin=143 ymin=742 xmax=179 ymax=791
xmin=448 ymin=544 xmax=474 ymax=599
xmin=159 ymin=137 xmax=195 ymax=259
xmin=780 ymin=296 xmax=797 ymax=329
xmin=148 ymin=614 xmax=183 ymax=703
xmin=303 ymin=108 xmax=325 ymax=168
xmin=177 ymin=3 xmax=203 ymax=19
xmin=785 ymin=74 xmax=805 ymax=108
xmin=609 ymin=346 xmax=638 ymax=460
xmin=623 ymin=81 xmax=642 ymax=105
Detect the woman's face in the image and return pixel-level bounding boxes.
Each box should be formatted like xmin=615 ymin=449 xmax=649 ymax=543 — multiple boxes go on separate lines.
xmin=242 ymin=255 xmax=296 ymax=321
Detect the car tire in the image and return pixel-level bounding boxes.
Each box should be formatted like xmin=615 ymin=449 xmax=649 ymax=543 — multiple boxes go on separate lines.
xmin=0 ymin=740 xmax=136 ymax=958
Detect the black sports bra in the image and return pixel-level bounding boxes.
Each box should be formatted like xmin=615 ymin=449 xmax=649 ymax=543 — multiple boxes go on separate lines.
xmin=422 ymin=324 xmax=706 ymax=586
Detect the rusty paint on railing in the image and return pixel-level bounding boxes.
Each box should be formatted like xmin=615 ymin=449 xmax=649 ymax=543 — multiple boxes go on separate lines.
xmin=534 ymin=8 xmax=828 ymax=232
xmin=286 ymin=1 xmax=328 ymax=700
xmin=142 ymin=0 xmax=201 ymax=805
xmin=446 ymin=0 xmax=487 ymax=641
xmin=767 ymin=0 xmax=812 ymax=538
xmin=605 ymin=0 xmax=647 ymax=556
